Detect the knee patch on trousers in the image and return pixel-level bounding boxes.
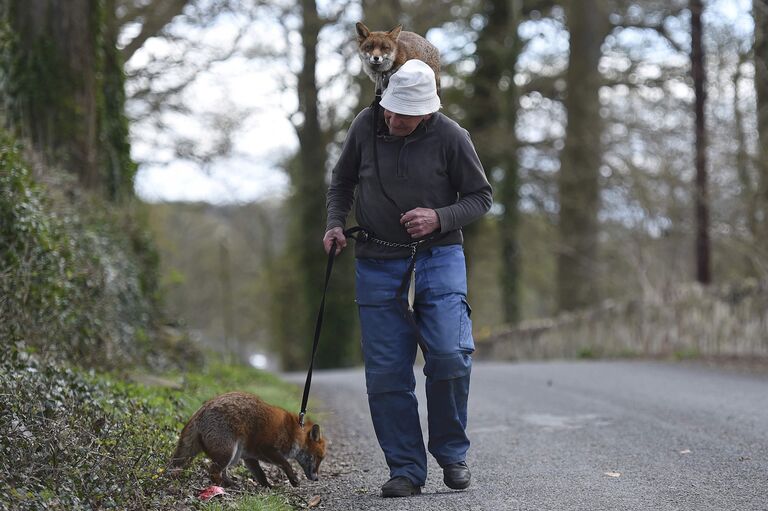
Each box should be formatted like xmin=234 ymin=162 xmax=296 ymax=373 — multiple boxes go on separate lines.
xmin=365 ymin=364 xmax=416 ymax=394
xmin=423 ymin=352 xmax=472 ymax=381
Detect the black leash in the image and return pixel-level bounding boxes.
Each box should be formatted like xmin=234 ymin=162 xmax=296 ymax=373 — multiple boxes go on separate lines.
xmin=299 ymin=238 xmax=338 ymax=428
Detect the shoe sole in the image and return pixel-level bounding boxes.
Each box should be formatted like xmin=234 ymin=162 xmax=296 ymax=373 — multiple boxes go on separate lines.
xmin=382 ymin=487 xmax=422 ymax=498
xmin=444 ymin=478 xmax=471 ymax=490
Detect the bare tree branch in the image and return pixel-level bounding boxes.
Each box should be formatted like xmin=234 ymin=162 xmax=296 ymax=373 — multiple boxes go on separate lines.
xmin=121 ymin=0 xmax=191 ymax=62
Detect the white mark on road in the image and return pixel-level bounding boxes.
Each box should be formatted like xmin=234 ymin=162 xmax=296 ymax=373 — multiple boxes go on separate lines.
xmin=469 ymin=425 xmax=512 ymax=435
xmin=521 ymin=413 xmax=611 ymax=430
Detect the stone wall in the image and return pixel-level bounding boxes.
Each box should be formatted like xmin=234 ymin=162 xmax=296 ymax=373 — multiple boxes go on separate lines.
xmin=475 ymin=280 xmax=768 ymax=361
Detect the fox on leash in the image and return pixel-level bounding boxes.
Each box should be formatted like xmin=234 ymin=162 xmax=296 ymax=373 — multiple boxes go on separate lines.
xmin=355 ymin=22 xmax=441 ymax=94
xmin=169 ymin=391 xmax=326 ymax=488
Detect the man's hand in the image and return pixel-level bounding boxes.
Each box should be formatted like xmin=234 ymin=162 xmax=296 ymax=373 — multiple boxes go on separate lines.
xmin=323 ymin=227 xmax=347 ymax=255
xmin=400 ymin=208 xmax=440 ymax=238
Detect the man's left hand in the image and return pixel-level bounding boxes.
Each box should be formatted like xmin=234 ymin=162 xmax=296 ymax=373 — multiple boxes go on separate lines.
xmin=401 ymin=208 xmax=440 ymax=238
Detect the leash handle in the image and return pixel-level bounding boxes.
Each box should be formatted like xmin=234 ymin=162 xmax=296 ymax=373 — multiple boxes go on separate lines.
xmin=299 ymin=239 xmax=337 ymax=427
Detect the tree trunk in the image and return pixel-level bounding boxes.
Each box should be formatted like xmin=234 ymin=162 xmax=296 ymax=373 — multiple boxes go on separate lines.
xmin=2 ymin=0 xmax=135 ymax=198
xmin=557 ymin=1 xmax=609 ymax=312
xmin=286 ymin=0 xmax=357 ymax=370
xmin=691 ymin=0 xmax=711 ymax=284
xmin=4 ymin=0 xmax=99 ymax=186
xmin=754 ymin=0 xmax=768 ymax=256
xmin=465 ymin=0 xmax=523 ymax=324
xmin=103 ymin=0 xmax=137 ymax=200
xmin=733 ymin=56 xmax=757 ymax=242
xmin=499 ymin=3 xmax=523 ymax=324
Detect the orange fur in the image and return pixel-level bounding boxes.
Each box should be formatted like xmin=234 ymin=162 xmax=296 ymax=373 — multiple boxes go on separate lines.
xmin=169 ymin=392 xmax=326 ymax=488
xmin=356 ymin=22 xmax=441 ymax=93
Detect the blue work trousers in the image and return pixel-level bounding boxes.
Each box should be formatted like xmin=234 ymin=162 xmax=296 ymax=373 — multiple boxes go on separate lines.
xmin=355 ymin=244 xmax=474 ymax=487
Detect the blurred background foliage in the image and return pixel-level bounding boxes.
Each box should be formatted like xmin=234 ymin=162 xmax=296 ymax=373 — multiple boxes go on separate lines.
xmin=134 ymin=0 xmax=768 ymax=370
xmin=2 ymin=0 xmax=767 ymax=373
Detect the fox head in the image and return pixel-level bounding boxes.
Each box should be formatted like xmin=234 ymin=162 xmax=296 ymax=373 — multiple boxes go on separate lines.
xmin=356 ymin=22 xmax=401 ymax=73
xmin=295 ymin=423 xmax=326 ymax=481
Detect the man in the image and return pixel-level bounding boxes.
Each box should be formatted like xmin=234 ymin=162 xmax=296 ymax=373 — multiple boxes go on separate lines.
xmin=323 ymin=59 xmax=492 ymax=497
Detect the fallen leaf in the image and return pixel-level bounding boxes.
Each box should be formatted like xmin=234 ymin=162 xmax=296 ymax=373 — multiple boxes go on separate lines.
xmin=679 ymin=449 xmax=691 ymax=454
xmin=198 ymin=486 xmax=226 ymax=501
xmin=604 ymin=471 xmax=621 ymax=478
xmin=307 ymin=495 xmax=321 ymax=508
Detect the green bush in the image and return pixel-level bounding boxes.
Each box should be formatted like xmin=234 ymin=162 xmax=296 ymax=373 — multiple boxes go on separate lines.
xmin=0 ymin=132 xmax=173 ymax=368
xmin=0 ymin=346 xmax=184 ymax=510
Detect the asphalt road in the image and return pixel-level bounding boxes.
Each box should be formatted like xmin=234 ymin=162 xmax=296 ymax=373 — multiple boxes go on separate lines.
xmin=286 ymin=361 xmax=768 ymax=510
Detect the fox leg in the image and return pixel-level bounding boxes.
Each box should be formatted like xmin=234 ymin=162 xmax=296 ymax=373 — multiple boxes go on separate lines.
xmin=266 ymin=449 xmax=300 ymax=487
xmin=244 ymin=458 xmax=272 ymax=488
xmin=207 ymin=439 xmax=242 ymax=487
xmin=209 ymin=459 xmax=236 ymax=487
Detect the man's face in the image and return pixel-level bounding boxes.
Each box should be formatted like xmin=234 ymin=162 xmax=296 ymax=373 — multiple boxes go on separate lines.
xmin=383 ymin=109 xmax=429 ymax=137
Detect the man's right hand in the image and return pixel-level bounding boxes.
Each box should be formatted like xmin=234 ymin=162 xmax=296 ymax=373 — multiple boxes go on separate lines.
xmin=323 ymin=227 xmax=347 ymax=255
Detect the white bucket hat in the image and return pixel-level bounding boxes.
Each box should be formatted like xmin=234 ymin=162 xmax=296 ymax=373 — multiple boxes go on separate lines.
xmin=380 ymin=59 xmax=441 ymax=116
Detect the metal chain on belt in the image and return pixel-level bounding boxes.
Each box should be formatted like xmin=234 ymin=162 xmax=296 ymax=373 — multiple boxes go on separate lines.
xmin=367 ymin=235 xmax=423 ymax=255
xmin=348 ymin=227 xmax=427 ymax=255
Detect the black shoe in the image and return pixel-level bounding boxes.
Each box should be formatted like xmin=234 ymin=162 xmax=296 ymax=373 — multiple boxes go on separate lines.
xmin=443 ymin=461 xmax=471 ymax=490
xmin=381 ymin=476 xmax=421 ymax=498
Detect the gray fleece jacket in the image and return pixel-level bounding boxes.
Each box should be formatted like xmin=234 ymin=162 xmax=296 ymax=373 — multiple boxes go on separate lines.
xmin=326 ymin=107 xmax=493 ymax=259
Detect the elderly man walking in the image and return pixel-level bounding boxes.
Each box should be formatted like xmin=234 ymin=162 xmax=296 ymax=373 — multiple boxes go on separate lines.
xmin=324 ymin=59 xmax=492 ymax=497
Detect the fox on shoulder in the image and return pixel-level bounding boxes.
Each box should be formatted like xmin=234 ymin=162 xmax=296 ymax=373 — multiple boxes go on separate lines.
xmin=356 ymin=22 xmax=441 ymax=93
xmin=169 ymin=391 xmax=326 ymax=488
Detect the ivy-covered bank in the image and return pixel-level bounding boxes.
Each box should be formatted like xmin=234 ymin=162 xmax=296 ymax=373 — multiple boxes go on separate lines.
xmin=0 ymin=132 xmax=165 ymax=367
xmin=0 ymin=135 xmax=304 ymax=510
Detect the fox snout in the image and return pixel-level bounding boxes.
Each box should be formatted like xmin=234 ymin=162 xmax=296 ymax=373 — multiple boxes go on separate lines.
xmin=365 ymin=53 xmax=392 ymax=69
xmin=296 ymin=452 xmax=322 ymax=482
xmin=296 ymin=448 xmax=323 ymax=482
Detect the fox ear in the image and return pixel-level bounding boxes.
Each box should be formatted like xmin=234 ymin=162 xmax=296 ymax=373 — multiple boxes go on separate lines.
xmin=388 ymin=25 xmax=402 ymax=39
xmin=310 ymin=423 xmax=321 ymax=442
xmin=356 ymin=22 xmax=370 ymax=41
